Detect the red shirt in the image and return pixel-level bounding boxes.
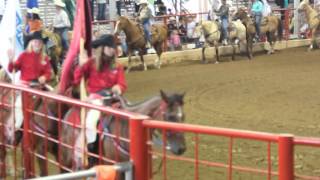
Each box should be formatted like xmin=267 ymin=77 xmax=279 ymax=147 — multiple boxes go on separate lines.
xmin=8 ymin=51 xmax=52 ymax=82
xmin=73 ymin=59 xmax=127 ymax=94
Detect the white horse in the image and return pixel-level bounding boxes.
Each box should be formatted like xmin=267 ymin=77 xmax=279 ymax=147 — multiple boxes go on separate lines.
xmin=228 ymin=19 xmax=248 ymax=60
xmin=298 ymin=0 xmax=320 ymax=50
xmin=195 ymin=20 xmax=221 ymax=63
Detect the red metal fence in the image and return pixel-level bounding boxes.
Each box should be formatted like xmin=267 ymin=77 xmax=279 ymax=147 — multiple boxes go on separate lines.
xmin=1 ymin=82 xmax=320 ymax=179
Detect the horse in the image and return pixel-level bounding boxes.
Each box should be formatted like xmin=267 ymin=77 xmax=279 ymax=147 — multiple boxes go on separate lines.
xmin=228 ymin=19 xmax=248 ymax=60
xmin=114 ymin=16 xmax=168 ymax=72
xmin=62 ymin=90 xmax=186 ymax=172
xmin=298 ymin=0 xmax=320 ymax=50
xmin=0 ymin=68 xmax=16 ymax=178
xmin=260 ymin=15 xmax=283 ymax=54
xmin=233 ymin=9 xmax=256 ymax=59
xmin=42 ymin=29 xmax=63 ymax=77
xmin=194 ymin=20 xmax=221 ymax=63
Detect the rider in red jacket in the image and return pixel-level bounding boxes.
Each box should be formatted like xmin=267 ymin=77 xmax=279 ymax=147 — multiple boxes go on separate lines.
xmin=73 ymin=34 xmax=127 ymax=166
xmin=8 ymin=31 xmax=52 ymax=85
xmin=73 ymin=34 xmax=127 ymax=95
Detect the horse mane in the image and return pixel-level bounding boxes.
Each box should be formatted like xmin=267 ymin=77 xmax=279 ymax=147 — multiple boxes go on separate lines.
xmin=118 ymin=95 xmax=162 ymax=112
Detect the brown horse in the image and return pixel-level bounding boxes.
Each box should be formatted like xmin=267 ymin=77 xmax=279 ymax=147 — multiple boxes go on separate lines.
xmin=62 ymin=90 xmax=186 ymax=172
xmin=298 ymin=0 xmax=320 ymax=50
xmin=234 ymin=9 xmax=256 ymax=59
xmin=114 ymin=16 xmax=168 ymax=72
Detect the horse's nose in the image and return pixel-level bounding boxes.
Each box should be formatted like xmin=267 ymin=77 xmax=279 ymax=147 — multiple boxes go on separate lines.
xmin=176 ymin=147 xmax=186 ymax=155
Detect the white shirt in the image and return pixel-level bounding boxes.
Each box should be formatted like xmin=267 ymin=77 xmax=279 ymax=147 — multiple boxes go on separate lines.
xmin=187 ymin=21 xmax=196 ymax=38
xmin=0 ymin=0 xmax=5 ymax=16
xmin=53 ymin=9 xmax=71 ymax=28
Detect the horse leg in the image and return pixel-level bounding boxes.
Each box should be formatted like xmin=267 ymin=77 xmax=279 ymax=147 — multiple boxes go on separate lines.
xmin=126 ymin=50 xmax=133 ymax=73
xmin=201 ymin=46 xmax=207 ymax=63
xmin=247 ymin=34 xmax=253 ymax=59
xmin=214 ymin=42 xmax=220 ymax=64
xmin=139 ymin=50 xmax=147 ymax=71
xmin=36 ymin=138 xmax=48 ymax=176
xmin=266 ymin=31 xmax=273 ymax=55
xmin=154 ymin=43 xmax=162 ymax=69
xmin=270 ymin=33 xmax=277 ymax=54
xmin=232 ymin=41 xmax=236 ymax=61
xmin=309 ymin=29 xmax=317 ymax=51
xmin=0 ymin=133 xmax=6 ymax=178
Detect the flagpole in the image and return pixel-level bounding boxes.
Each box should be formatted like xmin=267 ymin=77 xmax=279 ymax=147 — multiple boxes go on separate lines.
xmin=79 ymin=37 xmax=88 ymax=167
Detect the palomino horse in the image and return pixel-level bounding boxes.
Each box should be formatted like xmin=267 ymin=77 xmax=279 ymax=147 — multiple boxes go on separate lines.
xmin=228 ymin=19 xmax=248 ymax=60
xmin=194 ymin=21 xmax=221 ymax=63
xmin=114 ymin=16 xmax=168 ymax=72
xmin=260 ymin=15 xmax=283 ymax=54
xmin=233 ymin=9 xmax=256 ymax=59
xmin=62 ymin=90 xmax=186 ymax=171
xmin=42 ymin=29 xmax=63 ymax=77
xmin=298 ymin=0 xmax=320 ymax=50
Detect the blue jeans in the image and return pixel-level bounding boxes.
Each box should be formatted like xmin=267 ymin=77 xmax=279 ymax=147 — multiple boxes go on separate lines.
xmin=54 ymin=27 xmax=69 ymax=50
xmin=97 ymin=3 xmax=106 ymax=20
xmin=254 ymin=13 xmax=262 ymax=37
xmin=221 ymin=17 xmax=228 ymax=40
xmin=142 ymin=20 xmax=151 ymax=43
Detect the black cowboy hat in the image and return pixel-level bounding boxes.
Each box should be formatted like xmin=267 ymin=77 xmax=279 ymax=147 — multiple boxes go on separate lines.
xmin=24 ymin=31 xmax=48 ymax=46
xmin=91 ymin=34 xmax=116 ymax=49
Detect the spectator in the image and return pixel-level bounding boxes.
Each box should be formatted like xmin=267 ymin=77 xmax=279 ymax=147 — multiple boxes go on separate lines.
xmin=262 ymin=0 xmax=272 ymax=17
xmin=215 ymin=0 xmax=229 ymax=45
xmin=0 ymin=0 xmax=4 ymax=24
xmin=186 ymin=16 xmax=196 ymax=43
xmin=137 ymin=0 xmax=153 ymax=47
xmin=116 ymin=0 xmax=121 ymax=16
xmin=178 ymin=17 xmax=187 ymax=43
xmin=97 ymin=0 xmax=106 ymax=20
xmin=211 ymin=0 xmax=222 ymax=21
xmin=168 ymin=29 xmax=181 ymax=51
xmin=167 ymin=16 xmax=178 ymax=37
xmin=90 ymin=0 xmax=95 ymax=21
xmin=27 ymin=8 xmax=43 ymax=33
xmin=53 ymin=0 xmax=71 ymax=51
xmin=251 ymin=0 xmax=264 ymax=40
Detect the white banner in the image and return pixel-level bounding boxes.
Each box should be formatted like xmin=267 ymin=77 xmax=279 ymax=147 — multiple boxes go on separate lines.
xmin=0 ymin=0 xmax=23 ymax=83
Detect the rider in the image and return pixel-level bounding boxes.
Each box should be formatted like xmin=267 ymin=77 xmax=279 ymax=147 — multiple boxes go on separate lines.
xmin=214 ymin=0 xmax=229 ymax=45
xmin=73 ymin=34 xmax=127 ymax=159
xmin=53 ymin=0 xmax=71 ymax=52
xmin=27 ymin=8 xmax=43 ymax=34
xmin=137 ymin=0 xmax=153 ymax=47
xmin=7 ymin=30 xmax=52 ymax=130
xmin=251 ymin=0 xmax=264 ymax=41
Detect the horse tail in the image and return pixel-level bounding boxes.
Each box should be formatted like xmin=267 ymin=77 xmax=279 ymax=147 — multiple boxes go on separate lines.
xmin=277 ymin=18 xmax=283 ymax=41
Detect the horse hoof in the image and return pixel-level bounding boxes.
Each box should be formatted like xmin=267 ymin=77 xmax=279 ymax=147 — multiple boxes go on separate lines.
xmin=214 ymin=61 xmax=219 ymax=64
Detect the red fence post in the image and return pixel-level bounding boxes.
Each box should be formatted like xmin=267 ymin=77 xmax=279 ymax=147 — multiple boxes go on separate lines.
xmin=22 ymin=92 xmax=34 ymax=178
xmin=129 ymin=118 xmax=148 ymax=180
xmin=278 ymin=134 xmax=294 ymax=180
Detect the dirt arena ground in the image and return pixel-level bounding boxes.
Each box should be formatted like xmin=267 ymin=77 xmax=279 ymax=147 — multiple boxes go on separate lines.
xmin=124 ymin=47 xmax=320 ymax=179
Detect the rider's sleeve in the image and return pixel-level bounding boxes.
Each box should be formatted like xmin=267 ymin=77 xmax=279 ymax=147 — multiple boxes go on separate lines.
xmin=116 ymin=65 xmax=127 ymax=93
xmin=8 ymin=52 xmax=24 ymax=72
xmin=73 ymin=59 xmax=91 ymax=85
xmin=41 ymin=57 xmax=52 ymax=81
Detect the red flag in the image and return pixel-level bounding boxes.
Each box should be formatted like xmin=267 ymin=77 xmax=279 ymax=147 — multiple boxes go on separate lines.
xmin=59 ymin=0 xmax=92 ymax=93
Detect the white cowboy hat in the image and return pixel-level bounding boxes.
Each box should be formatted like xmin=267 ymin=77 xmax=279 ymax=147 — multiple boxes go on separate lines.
xmin=169 ymin=16 xmax=176 ymax=21
xmin=54 ymin=0 xmax=66 ymax=7
xmin=138 ymin=0 xmax=149 ymax=5
xmin=28 ymin=7 xmax=40 ymax=14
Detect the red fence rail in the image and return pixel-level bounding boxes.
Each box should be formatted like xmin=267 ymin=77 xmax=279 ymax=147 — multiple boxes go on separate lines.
xmin=1 ymin=82 xmax=320 ymax=179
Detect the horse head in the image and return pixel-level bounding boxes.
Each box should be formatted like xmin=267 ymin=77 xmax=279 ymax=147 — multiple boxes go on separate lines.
xmin=114 ymin=16 xmax=130 ymax=35
xmin=298 ymin=0 xmax=309 ymax=12
xmin=233 ymin=8 xmax=248 ymax=21
xmin=158 ymin=90 xmax=186 ymax=155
